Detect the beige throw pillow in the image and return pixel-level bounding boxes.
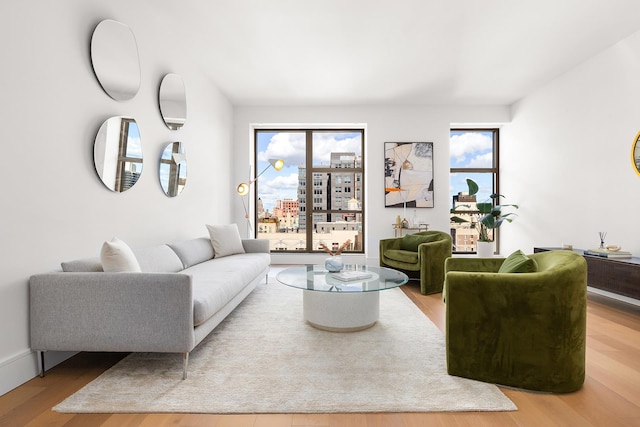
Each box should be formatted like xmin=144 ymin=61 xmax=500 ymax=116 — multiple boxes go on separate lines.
xmin=206 ymin=224 xmax=245 ymax=258
xmin=100 ymin=237 xmax=142 ymax=272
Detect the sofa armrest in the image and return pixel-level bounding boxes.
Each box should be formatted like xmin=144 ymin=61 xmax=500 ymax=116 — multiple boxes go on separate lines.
xmin=30 ymin=272 xmax=195 ymax=353
xmin=242 ymin=238 xmax=270 ymax=253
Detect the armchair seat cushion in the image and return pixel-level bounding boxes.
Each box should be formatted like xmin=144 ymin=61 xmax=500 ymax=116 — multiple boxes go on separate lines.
xmin=384 ymin=249 xmax=419 ymax=264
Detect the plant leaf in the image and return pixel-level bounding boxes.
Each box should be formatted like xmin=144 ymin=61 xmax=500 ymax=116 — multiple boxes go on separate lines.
xmin=466 ymin=179 xmax=478 ymax=196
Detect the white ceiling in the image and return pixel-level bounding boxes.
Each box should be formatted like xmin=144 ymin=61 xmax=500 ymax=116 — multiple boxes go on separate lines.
xmin=155 ymin=0 xmax=640 ymax=106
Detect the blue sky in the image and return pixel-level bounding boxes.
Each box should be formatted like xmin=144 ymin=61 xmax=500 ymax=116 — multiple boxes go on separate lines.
xmin=449 ymin=130 xmax=495 ymax=205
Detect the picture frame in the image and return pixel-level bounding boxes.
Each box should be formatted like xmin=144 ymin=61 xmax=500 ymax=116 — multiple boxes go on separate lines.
xmin=384 ymin=142 xmax=434 ymax=208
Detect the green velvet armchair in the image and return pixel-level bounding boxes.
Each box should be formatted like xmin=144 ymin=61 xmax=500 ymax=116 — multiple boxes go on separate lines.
xmin=379 ymin=230 xmax=452 ymax=295
xmin=444 ymin=249 xmax=587 ymax=392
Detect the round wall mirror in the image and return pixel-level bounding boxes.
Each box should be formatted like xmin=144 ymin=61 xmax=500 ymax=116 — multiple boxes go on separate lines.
xmin=633 ymin=131 xmax=640 ymax=176
xmin=93 ymin=117 xmax=143 ymax=192
xmin=159 ymin=74 xmax=187 ymax=130
xmin=159 ymin=141 xmax=187 ymax=197
xmin=91 ymin=19 xmax=141 ymax=101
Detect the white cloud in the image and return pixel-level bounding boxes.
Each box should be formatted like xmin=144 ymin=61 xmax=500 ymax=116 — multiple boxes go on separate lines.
xmin=468 ymin=152 xmax=493 ymax=168
xmin=258 ymin=132 xmax=306 ymax=166
xmin=258 ymin=132 xmax=361 ymax=166
xmin=450 ymin=132 xmax=492 ymax=162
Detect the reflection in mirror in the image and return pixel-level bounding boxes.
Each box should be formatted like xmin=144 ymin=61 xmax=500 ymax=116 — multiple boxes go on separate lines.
xmin=159 ymin=142 xmax=187 ymax=197
xmin=93 ymin=117 xmax=143 ymax=192
xmin=159 ymin=74 xmax=187 ymax=130
xmin=91 ymin=19 xmax=141 ymax=101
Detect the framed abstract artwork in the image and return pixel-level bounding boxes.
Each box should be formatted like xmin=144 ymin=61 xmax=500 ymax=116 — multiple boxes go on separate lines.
xmin=384 ymin=142 xmax=434 ymax=208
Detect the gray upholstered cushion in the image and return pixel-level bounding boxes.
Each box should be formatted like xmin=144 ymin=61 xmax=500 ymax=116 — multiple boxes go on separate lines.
xmin=61 ymin=257 xmax=104 ymax=272
xmin=206 ymin=224 xmax=245 ymax=258
xmin=184 ymin=252 xmax=270 ymax=326
xmin=168 ymin=237 xmax=215 ymax=268
xmin=133 ymin=245 xmax=184 ymax=273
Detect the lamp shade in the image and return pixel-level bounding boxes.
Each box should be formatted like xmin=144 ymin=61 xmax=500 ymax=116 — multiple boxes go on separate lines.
xmin=269 ymin=158 xmax=284 ymax=171
xmin=237 ymin=182 xmax=250 ymax=196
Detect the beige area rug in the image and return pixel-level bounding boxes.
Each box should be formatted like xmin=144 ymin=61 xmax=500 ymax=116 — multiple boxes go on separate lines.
xmin=54 ymin=281 xmax=517 ymax=414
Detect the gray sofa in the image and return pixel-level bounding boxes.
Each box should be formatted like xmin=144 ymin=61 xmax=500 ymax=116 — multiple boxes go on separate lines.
xmin=29 ymin=237 xmax=270 ymax=379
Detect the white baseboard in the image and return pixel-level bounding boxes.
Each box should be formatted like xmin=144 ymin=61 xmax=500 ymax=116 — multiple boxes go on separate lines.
xmin=0 ymin=350 xmax=76 ymax=397
xmin=588 ymin=287 xmax=640 ymax=307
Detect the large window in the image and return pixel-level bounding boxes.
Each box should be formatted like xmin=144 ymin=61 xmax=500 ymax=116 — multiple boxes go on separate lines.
xmin=449 ymin=129 xmax=499 ymax=254
xmin=254 ymin=129 xmax=364 ymax=253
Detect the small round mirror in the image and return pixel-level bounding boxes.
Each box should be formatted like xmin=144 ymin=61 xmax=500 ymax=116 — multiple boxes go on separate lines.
xmin=633 ymin=131 xmax=640 ymax=176
xmin=91 ymin=19 xmax=141 ymax=101
xmin=93 ymin=117 xmax=143 ymax=192
xmin=159 ymin=141 xmax=187 ymax=197
xmin=159 ymin=74 xmax=187 ymax=130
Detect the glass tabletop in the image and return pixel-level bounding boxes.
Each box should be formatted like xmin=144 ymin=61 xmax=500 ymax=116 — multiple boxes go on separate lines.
xmin=276 ymin=265 xmax=408 ymax=292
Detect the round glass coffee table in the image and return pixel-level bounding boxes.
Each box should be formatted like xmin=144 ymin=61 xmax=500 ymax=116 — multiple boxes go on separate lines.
xmin=276 ymin=265 xmax=408 ymax=332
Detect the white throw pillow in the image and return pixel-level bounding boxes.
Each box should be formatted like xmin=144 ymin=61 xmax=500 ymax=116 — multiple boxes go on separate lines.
xmin=100 ymin=237 xmax=142 ymax=272
xmin=206 ymin=224 xmax=245 ymax=258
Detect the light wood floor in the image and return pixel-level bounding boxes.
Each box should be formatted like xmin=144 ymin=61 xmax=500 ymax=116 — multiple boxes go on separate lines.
xmin=2 ymin=282 xmax=640 ymax=427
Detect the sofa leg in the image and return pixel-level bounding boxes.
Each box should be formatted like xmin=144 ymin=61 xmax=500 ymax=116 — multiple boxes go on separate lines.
xmin=182 ymin=352 xmax=189 ymax=380
xmin=38 ymin=351 xmax=45 ymax=378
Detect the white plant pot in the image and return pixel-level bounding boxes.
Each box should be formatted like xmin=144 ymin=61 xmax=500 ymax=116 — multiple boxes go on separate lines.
xmin=476 ymin=241 xmax=494 ymax=257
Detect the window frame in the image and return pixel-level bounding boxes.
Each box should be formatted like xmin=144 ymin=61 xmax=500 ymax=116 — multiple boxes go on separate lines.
xmin=254 ymin=128 xmax=365 ymax=254
xmin=450 ymin=128 xmax=500 ymax=254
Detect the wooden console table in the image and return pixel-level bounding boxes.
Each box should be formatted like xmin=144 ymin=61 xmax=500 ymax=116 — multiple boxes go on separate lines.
xmin=534 ymin=247 xmax=640 ymax=301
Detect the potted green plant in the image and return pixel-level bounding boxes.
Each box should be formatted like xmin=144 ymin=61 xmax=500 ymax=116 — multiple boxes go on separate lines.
xmin=450 ymin=179 xmax=518 ymax=256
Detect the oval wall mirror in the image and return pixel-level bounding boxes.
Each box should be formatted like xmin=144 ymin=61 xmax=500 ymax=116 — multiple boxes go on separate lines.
xmin=159 ymin=74 xmax=187 ymax=130
xmin=159 ymin=141 xmax=187 ymax=197
xmin=633 ymin=131 xmax=640 ymax=176
xmin=91 ymin=19 xmax=141 ymax=101
xmin=93 ymin=117 xmax=143 ymax=192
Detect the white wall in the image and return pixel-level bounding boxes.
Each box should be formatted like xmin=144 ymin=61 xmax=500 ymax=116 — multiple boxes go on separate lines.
xmin=233 ymin=105 xmax=510 ymax=264
xmin=0 ymin=1 xmax=233 ymax=395
xmin=501 ymin=30 xmax=640 ymax=257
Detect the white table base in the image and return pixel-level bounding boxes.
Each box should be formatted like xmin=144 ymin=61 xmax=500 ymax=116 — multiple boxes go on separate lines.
xmin=303 ymin=290 xmax=380 ymax=332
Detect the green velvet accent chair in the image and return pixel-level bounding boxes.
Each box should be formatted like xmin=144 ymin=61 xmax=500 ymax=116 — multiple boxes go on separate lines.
xmin=444 ymin=249 xmax=587 ymax=393
xmin=379 ymin=230 xmax=452 ymax=295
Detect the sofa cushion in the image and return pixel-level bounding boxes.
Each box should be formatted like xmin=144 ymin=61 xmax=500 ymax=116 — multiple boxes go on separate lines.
xmin=133 ymin=245 xmax=184 ymax=273
xmin=206 ymin=224 xmax=245 ymax=258
xmin=61 ymin=257 xmax=104 ymax=272
xmin=185 ymin=252 xmax=270 ymax=326
xmin=498 ymin=249 xmax=538 ymax=273
xmin=100 ymin=238 xmax=142 ymax=272
xmin=385 ymin=249 xmax=419 ymax=264
xmin=168 ymin=237 xmax=214 ymax=268
xmin=400 ymin=233 xmax=438 ymax=252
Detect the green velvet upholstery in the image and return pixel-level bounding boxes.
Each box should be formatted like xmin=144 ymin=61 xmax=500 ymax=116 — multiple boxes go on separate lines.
xmin=379 ymin=231 xmax=452 ymax=295
xmin=444 ymin=250 xmax=587 ymax=392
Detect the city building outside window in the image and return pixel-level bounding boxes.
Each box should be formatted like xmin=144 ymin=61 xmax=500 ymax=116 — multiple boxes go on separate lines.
xmin=450 ymin=129 xmax=500 ymax=254
xmin=254 ymin=129 xmax=364 ymax=253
